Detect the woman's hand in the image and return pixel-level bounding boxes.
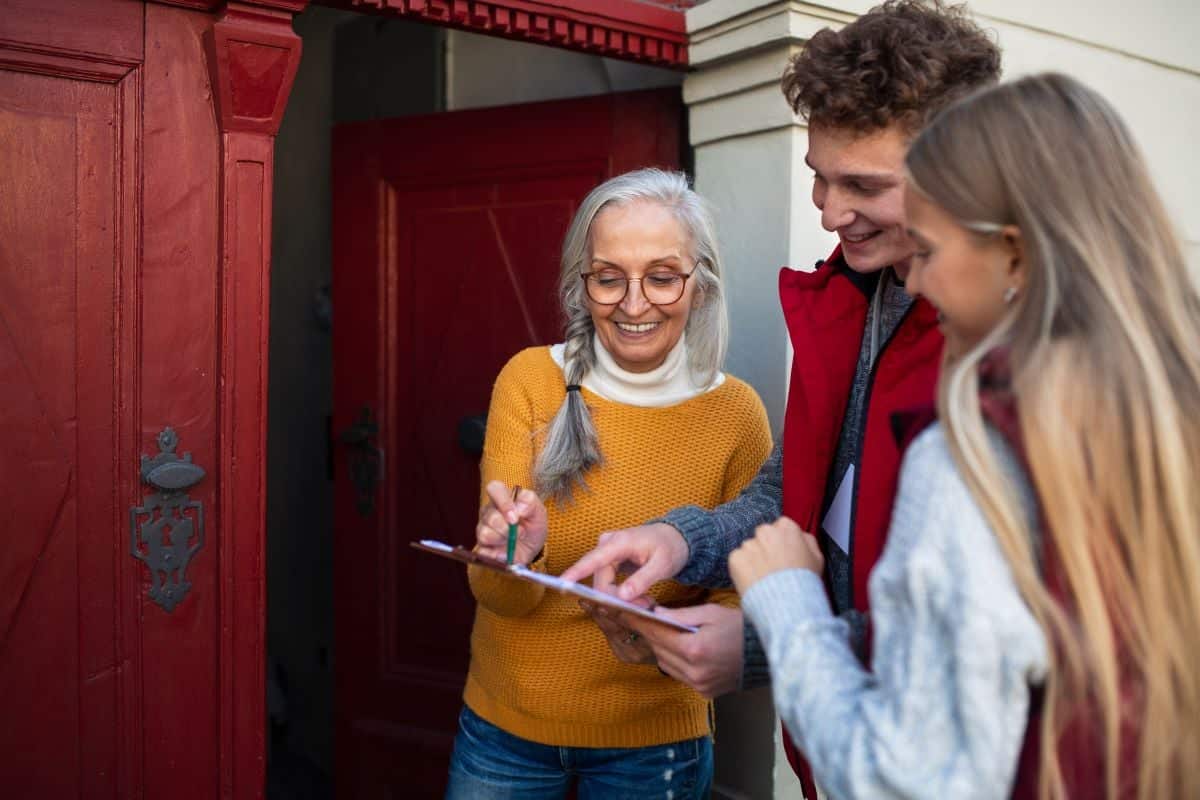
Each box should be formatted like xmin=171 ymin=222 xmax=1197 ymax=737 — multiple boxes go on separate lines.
xmin=578 ymin=600 xmax=657 ymax=665
xmin=729 ymin=516 xmax=824 ymax=596
xmin=582 ymin=568 xmax=659 ymax=666
xmin=475 ymin=481 xmax=548 ymax=565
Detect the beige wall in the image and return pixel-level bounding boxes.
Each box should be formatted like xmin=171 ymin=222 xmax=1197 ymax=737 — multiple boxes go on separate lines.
xmin=444 ymin=28 xmax=683 ymax=111
xmin=976 ymin=1 xmax=1200 ymax=270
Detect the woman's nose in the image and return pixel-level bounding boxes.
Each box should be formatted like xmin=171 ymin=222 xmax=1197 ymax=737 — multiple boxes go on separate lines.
xmin=619 ymin=278 xmax=651 ymax=314
xmin=903 ymin=265 xmax=923 ymax=297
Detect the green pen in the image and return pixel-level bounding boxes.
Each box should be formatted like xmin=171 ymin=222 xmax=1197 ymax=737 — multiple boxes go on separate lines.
xmin=506 ymin=485 xmax=522 ymax=566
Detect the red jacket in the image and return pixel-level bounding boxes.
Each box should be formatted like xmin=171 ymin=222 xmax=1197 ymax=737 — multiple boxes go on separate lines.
xmin=896 ymin=351 xmax=1137 ymax=798
xmin=777 ymin=248 xmax=943 ymax=793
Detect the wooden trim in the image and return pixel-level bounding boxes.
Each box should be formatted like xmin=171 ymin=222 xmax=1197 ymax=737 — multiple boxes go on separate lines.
xmin=0 ymin=42 xmax=138 ymax=82
xmin=322 ymin=0 xmax=689 ymax=68
xmin=215 ymin=131 xmax=275 ymax=800
xmin=115 ymin=63 xmax=144 ymax=800
xmin=0 ymin=0 xmax=142 ymax=80
xmin=150 ymin=0 xmax=308 ymax=12
xmin=203 ymin=3 xmax=301 ymax=797
xmin=204 ymin=2 xmax=304 ymax=135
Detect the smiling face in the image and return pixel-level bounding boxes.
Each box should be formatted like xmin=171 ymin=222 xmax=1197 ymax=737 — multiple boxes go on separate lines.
xmin=903 ymin=186 xmax=1024 ymax=359
xmin=586 ymin=200 xmax=699 ymax=373
xmin=807 ymin=123 xmax=913 ymax=274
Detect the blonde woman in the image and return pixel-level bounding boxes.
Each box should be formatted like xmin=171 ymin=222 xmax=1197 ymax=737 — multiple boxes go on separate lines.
xmin=729 ymin=73 xmax=1200 ymax=799
xmin=446 ymin=169 xmax=772 ymax=799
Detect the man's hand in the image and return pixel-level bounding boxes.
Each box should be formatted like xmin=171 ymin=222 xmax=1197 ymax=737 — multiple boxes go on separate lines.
xmin=623 ymin=604 xmax=745 ymax=699
xmin=729 ymin=516 xmax=823 ymax=596
xmin=560 ymin=523 xmax=689 ymax=600
xmin=474 ymin=480 xmax=547 ymax=565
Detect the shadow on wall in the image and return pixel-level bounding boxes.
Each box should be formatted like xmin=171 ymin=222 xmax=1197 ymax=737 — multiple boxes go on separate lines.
xmin=268 ymin=657 xmax=333 ymax=800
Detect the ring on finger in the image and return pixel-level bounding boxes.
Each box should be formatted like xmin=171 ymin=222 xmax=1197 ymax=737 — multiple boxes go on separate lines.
xmin=624 ymin=631 xmax=640 ymax=645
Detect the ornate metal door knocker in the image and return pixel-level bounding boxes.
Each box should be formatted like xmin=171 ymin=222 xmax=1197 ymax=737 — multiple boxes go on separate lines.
xmin=129 ymin=428 xmax=206 ymax=612
xmin=340 ymin=405 xmax=384 ymax=516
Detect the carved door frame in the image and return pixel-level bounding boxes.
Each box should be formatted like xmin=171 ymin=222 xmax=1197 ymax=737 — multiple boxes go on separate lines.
xmin=161 ymin=0 xmax=688 ymax=66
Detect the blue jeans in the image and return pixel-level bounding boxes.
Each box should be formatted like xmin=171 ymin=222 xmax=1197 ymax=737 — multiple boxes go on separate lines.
xmin=445 ymin=706 xmax=713 ymax=799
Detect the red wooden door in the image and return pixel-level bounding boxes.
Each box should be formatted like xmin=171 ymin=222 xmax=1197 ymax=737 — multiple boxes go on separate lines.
xmin=0 ymin=7 xmax=140 ymax=793
xmin=1 ymin=2 xmax=271 ymax=796
xmin=332 ymin=89 xmax=680 ymax=797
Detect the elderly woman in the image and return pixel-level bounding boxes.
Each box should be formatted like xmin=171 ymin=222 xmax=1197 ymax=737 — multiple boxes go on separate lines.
xmin=445 ymin=169 xmax=772 ymax=799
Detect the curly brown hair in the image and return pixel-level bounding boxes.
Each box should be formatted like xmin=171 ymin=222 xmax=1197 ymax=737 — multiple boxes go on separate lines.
xmin=782 ymin=0 xmax=1000 ymax=135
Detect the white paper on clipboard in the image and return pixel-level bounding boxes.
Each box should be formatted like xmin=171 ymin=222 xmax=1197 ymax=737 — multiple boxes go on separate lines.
xmin=413 ymin=539 xmax=698 ymax=633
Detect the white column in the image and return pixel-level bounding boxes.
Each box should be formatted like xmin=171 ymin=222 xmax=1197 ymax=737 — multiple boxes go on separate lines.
xmin=684 ymin=7 xmax=850 ymax=797
xmin=685 ymin=1 xmax=847 ymax=435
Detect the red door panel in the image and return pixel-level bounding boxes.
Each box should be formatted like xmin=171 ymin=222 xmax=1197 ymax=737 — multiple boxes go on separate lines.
xmin=333 ymin=89 xmax=680 ymax=797
xmin=1 ymin=2 xmax=230 ymax=797
xmin=0 ymin=51 xmax=133 ymax=800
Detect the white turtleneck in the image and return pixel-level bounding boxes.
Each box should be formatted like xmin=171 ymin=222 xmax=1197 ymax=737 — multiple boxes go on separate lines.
xmin=548 ymin=333 xmax=725 ymax=408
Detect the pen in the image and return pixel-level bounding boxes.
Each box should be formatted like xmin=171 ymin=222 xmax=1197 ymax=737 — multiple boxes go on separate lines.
xmin=506 ymin=485 xmax=521 ymax=566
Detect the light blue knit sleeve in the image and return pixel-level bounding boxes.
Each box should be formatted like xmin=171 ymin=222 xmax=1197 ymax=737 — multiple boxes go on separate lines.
xmin=742 ymin=424 xmax=1049 ymax=799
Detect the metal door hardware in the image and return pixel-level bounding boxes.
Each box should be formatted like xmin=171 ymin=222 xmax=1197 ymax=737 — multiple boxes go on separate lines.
xmin=457 ymin=413 xmax=487 ymax=457
xmin=340 ymin=406 xmax=383 ymax=516
xmin=129 ymin=428 xmax=206 ymax=612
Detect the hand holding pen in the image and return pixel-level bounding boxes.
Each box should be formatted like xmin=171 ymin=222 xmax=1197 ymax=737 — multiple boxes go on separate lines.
xmin=474 ymin=480 xmax=548 ymax=566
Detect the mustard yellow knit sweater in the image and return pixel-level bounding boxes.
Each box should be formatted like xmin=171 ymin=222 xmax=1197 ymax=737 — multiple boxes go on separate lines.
xmin=463 ymin=346 xmax=772 ymax=748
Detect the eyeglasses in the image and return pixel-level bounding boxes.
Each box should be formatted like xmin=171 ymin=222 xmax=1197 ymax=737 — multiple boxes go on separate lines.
xmin=580 ymin=268 xmax=695 ymax=306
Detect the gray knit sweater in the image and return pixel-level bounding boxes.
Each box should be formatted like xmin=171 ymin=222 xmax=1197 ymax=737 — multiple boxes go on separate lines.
xmin=742 ymin=424 xmax=1049 ymax=798
xmin=656 ymin=270 xmax=912 ymax=687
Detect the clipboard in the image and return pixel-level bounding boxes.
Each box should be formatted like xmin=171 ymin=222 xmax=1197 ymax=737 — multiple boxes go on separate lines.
xmin=411 ymin=539 xmax=699 ymax=633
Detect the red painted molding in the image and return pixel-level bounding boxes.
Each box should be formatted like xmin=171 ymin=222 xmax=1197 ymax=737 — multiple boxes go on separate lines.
xmin=203 ymin=2 xmax=304 ymax=134
xmin=151 ymin=0 xmax=308 ymax=12
xmin=0 ymin=43 xmax=138 ymax=82
xmin=215 ymin=132 xmax=274 ymax=800
xmin=203 ymin=5 xmax=302 ymax=795
xmin=0 ymin=0 xmax=144 ymax=66
xmin=324 ymin=0 xmax=688 ymax=68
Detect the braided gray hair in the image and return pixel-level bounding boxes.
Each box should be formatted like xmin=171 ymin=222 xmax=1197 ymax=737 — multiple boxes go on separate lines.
xmin=534 ymin=168 xmax=730 ymax=503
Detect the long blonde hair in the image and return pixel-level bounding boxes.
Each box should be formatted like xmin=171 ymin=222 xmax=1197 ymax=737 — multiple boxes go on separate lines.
xmin=907 ymin=73 xmax=1200 ymax=799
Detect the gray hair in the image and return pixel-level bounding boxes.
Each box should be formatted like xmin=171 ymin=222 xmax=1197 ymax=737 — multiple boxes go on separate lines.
xmin=534 ymin=168 xmax=730 ymax=503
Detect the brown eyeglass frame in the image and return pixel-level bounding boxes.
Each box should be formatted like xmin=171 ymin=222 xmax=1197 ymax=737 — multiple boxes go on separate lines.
xmin=579 ymin=270 xmax=696 ymax=306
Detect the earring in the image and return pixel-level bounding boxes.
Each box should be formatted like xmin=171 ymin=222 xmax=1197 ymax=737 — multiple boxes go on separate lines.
xmin=1003 ymin=286 xmax=1018 ymax=305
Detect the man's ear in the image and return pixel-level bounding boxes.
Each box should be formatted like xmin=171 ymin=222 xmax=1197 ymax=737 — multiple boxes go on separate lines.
xmin=1002 ymin=224 xmax=1027 ymax=290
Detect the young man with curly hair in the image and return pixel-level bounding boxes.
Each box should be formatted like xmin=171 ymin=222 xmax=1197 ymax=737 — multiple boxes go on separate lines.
xmin=562 ymin=2 xmax=1001 ymax=795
